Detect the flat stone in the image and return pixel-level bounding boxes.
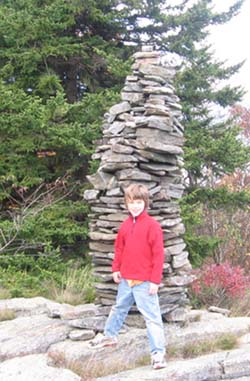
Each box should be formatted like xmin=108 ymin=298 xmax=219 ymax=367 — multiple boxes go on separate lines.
xmin=116 ymin=168 xmax=157 ymax=181
xmin=147 ymin=115 xmax=173 ymax=131
xmin=68 ymin=316 xmax=107 ymax=331
xmin=144 ymin=75 xmax=166 ymax=84
xmin=133 ymin=116 xmax=148 ymax=126
xmin=100 ymin=162 xmax=136 ymax=172
xmin=109 ymin=102 xmax=131 ymax=116
xmin=126 ymin=75 xmax=138 ymax=82
xmin=97 ymin=352 xmax=224 ymax=381
xmin=89 ymin=242 xmax=114 ymax=252
xmin=139 ymin=79 xmax=162 ymax=87
xmin=164 ymin=306 xmax=188 ymax=322
xmin=100 ymin=196 xmax=124 ymax=204
xmin=60 ymin=304 xmax=97 ymax=320
xmin=164 ymin=275 xmax=195 ymax=287
xmin=111 ymin=143 xmax=134 ymax=154
xmin=91 ymin=206 xmax=120 ymax=213
xmin=121 ymin=92 xmax=144 ymax=104
xmin=0 ymin=354 xmax=81 ymax=381
xmin=208 ymin=306 xmax=230 ymax=316
xmin=99 ymin=213 xmax=127 ymax=222
xmin=172 ymin=251 xmax=190 ymax=269
xmin=89 ymin=232 xmax=117 ymax=241
xmin=133 ymin=51 xmax=160 ymax=59
xmin=139 ymin=63 xmax=174 ymax=80
xmin=137 ymin=139 xmax=184 ymax=155
xmin=143 ymin=85 xmax=174 ymax=95
xmin=106 ymin=187 xmax=123 ymax=196
xmin=136 ymin=149 xmax=177 ymax=164
xmin=165 ymin=243 xmax=186 ymax=255
xmin=167 ymin=184 xmax=185 ymax=199
xmin=0 ymin=315 xmax=70 ymax=361
xmin=136 ymin=128 xmax=171 ymax=145
xmin=160 ymin=218 xmax=182 ymax=228
xmin=123 ymin=83 xmax=142 ymax=92
xmin=0 ymin=297 xmax=64 ymax=318
xmin=87 ymin=171 xmax=117 ymax=190
xmin=47 ymin=314 xmax=250 ymax=381
xmin=83 ymin=189 xmax=100 ymax=201
xmin=102 ymin=151 xmax=138 ymax=163
xmin=221 ymin=346 xmax=250 ymax=379
xmin=69 ymin=329 xmax=95 ymax=341
xmin=107 ymin=121 xmax=126 ymax=135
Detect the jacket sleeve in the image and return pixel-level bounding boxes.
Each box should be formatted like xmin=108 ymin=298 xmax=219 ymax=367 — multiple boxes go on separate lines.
xmin=112 ymin=225 xmax=125 ymax=272
xmin=148 ymin=221 xmax=164 ymax=284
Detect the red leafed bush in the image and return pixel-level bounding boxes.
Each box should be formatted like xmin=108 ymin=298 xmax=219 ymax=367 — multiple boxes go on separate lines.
xmin=190 ymin=262 xmax=250 ymax=308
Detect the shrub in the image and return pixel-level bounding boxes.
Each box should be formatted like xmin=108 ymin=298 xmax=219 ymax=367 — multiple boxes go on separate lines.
xmin=48 ymin=263 xmax=96 ymax=305
xmin=177 ymin=333 xmax=238 ymax=359
xmin=0 ymin=251 xmax=96 ymax=303
xmin=189 ymin=261 xmax=250 ymax=309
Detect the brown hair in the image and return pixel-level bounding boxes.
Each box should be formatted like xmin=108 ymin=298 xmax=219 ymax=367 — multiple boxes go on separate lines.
xmin=124 ymin=184 xmax=149 ymax=209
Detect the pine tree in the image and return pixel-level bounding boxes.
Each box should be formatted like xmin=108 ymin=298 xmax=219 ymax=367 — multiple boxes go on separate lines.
xmin=166 ymin=1 xmax=250 ymax=265
xmin=0 ymin=0 xmax=249 ymax=266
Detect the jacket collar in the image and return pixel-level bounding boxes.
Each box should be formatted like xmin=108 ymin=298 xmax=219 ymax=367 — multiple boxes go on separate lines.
xmin=129 ymin=209 xmax=147 ymax=221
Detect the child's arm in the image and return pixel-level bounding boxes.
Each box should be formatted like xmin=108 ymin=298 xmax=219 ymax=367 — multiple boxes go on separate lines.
xmin=149 ymin=222 xmax=164 ymax=285
xmin=112 ymin=226 xmax=125 ymax=281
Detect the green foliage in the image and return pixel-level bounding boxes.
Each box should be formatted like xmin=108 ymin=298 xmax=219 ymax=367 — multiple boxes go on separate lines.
xmin=0 ymin=81 xmax=119 ymax=257
xmin=50 ymin=264 xmax=96 ymax=305
xmin=178 ymin=333 xmax=238 ymax=359
xmin=185 ymin=187 xmax=250 ymax=210
xmin=0 ymin=0 xmax=133 ymax=102
xmin=180 ymin=187 xmax=250 ymax=266
xmin=169 ymin=1 xmax=248 ymax=266
xmin=0 ymin=250 xmax=95 ymax=302
xmin=180 ymin=196 xmax=220 ymax=267
xmin=0 ymin=0 xmax=249 ymax=294
xmin=0 ymin=85 xmax=92 ymax=193
xmin=18 ymin=200 xmax=89 ymax=248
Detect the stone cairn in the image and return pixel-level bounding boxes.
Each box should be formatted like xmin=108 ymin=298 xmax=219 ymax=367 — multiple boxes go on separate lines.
xmin=84 ymin=46 xmax=193 ymax=323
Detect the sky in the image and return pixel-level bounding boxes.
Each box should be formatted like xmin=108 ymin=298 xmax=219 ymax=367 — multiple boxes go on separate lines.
xmin=209 ymin=0 xmax=250 ymax=107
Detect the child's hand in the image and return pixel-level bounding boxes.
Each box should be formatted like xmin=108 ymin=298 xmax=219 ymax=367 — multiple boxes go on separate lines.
xmin=149 ymin=282 xmax=159 ymax=295
xmin=113 ymin=271 xmax=121 ymax=284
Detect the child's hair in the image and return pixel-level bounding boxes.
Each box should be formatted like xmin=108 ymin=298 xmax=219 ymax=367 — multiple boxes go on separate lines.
xmin=124 ymin=184 xmax=149 ymax=208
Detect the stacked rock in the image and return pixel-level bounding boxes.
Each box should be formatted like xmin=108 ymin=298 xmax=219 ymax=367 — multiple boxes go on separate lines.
xmin=84 ymin=46 xmax=193 ymax=322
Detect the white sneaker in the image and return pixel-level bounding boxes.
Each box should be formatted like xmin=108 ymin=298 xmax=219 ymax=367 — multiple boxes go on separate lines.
xmin=88 ymin=333 xmax=118 ymax=349
xmin=151 ymin=351 xmax=167 ymax=370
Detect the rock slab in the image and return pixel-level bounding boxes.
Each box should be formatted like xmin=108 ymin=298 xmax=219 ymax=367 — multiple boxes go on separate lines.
xmin=0 ymin=354 xmax=80 ymax=381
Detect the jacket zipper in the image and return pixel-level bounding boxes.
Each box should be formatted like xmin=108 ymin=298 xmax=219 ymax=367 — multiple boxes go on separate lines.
xmin=131 ymin=216 xmax=136 ymax=233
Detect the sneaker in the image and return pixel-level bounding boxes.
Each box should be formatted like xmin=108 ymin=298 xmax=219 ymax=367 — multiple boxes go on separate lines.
xmin=88 ymin=333 xmax=118 ymax=349
xmin=151 ymin=351 xmax=167 ymax=370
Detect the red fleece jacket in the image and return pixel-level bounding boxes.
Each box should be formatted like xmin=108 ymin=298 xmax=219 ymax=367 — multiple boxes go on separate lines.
xmin=112 ymin=210 xmax=164 ymax=284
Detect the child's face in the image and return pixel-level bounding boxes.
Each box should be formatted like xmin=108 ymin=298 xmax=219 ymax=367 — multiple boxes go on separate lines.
xmin=127 ymin=198 xmax=145 ymax=217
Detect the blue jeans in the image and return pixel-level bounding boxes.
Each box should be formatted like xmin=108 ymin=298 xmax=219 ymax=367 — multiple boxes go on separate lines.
xmin=104 ymin=279 xmax=166 ymax=355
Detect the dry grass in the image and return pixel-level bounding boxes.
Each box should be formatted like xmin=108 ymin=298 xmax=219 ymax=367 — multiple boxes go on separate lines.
xmin=48 ymin=265 xmax=96 ymax=306
xmin=52 ymin=352 xmax=151 ymax=380
xmin=0 ymin=308 xmax=16 ymax=322
xmin=0 ymin=288 xmax=11 ymax=299
xmin=168 ymin=333 xmax=238 ymax=360
xmin=229 ymin=291 xmax=250 ymax=317
xmin=49 ymin=331 xmax=239 ymax=380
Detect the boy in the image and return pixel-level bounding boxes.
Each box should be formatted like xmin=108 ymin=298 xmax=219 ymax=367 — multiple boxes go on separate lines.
xmin=89 ymin=183 xmax=166 ymax=370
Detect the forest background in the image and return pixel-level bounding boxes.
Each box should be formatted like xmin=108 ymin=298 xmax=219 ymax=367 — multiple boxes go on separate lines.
xmin=0 ymin=0 xmax=250 ymax=311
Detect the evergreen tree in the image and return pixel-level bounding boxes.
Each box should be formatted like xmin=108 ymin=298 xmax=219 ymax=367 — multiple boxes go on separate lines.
xmin=0 ymin=0 xmax=249 ymax=268
xmin=167 ymin=0 xmax=250 ymax=265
